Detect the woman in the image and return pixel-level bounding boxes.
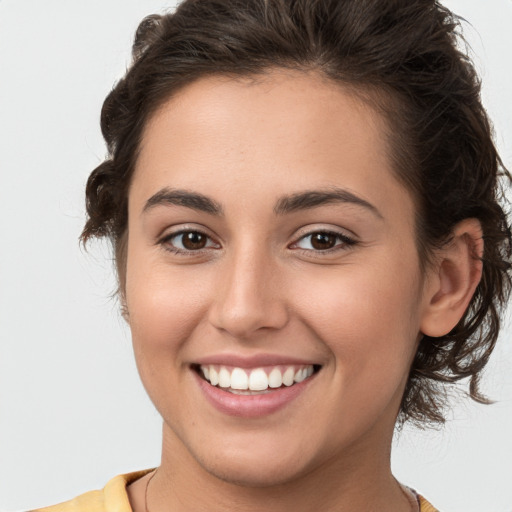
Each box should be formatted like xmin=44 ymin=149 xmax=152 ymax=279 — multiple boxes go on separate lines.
xmin=32 ymin=0 xmax=511 ymax=511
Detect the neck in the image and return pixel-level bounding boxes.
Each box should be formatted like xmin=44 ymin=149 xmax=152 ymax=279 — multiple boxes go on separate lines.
xmin=143 ymin=423 xmax=411 ymax=512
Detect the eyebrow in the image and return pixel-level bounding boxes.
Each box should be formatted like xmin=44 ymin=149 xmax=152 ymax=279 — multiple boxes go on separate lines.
xmin=273 ymin=187 xmax=383 ymax=218
xmin=142 ymin=186 xmax=382 ymax=219
xmin=143 ymin=188 xmax=224 ymax=216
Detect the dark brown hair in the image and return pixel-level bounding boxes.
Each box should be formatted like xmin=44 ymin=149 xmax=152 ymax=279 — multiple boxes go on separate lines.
xmin=81 ymin=0 xmax=511 ymax=425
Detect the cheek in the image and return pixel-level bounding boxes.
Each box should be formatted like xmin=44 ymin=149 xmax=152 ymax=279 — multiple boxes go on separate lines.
xmin=293 ymin=257 xmax=423 ymax=377
xmin=124 ymin=246 xmax=213 ymax=370
xmin=127 ymin=273 xmax=206 ymax=339
xmin=124 ymin=261 xmax=215 ymax=419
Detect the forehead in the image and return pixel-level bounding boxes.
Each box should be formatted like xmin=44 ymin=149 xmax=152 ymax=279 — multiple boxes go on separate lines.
xmin=132 ymin=69 xmax=414 ymax=223
xmin=138 ymin=69 xmax=387 ymax=168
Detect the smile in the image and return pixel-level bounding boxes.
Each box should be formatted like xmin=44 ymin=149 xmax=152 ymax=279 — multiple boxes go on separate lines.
xmin=197 ymin=364 xmax=317 ymax=394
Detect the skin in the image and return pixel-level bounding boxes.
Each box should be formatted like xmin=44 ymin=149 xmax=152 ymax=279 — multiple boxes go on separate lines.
xmin=124 ymin=69 xmax=482 ymax=512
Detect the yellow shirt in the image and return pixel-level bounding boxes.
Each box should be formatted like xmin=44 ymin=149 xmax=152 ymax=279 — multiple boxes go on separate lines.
xmin=31 ymin=469 xmax=439 ymax=512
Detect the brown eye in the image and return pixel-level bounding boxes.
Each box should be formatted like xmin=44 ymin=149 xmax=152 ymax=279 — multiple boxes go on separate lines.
xmin=162 ymin=230 xmax=217 ymax=254
xmin=293 ymin=230 xmax=356 ymax=253
xmin=181 ymin=231 xmax=207 ymax=250
xmin=310 ymin=232 xmax=337 ymax=250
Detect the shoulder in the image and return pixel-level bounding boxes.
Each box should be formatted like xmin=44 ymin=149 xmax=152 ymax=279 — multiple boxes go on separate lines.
xmin=418 ymin=494 xmax=441 ymax=512
xmin=29 ymin=469 xmax=154 ymax=512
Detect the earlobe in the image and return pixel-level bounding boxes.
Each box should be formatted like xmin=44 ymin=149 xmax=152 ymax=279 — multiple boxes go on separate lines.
xmin=420 ymin=218 xmax=483 ymax=338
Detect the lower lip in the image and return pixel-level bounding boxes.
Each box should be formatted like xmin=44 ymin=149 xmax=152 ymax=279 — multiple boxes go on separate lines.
xmin=193 ymin=370 xmax=316 ymax=418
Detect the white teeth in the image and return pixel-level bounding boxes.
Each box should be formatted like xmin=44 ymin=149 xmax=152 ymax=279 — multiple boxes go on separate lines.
xmin=209 ymin=366 xmax=219 ymax=386
xmin=218 ymin=367 xmax=231 ymax=388
xmin=268 ymin=367 xmax=283 ymax=388
xmin=294 ymin=368 xmax=306 ymax=383
xmin=230 ymin=368 xmax=249 ymax=390
xmin=249 ymin=368 xmax=269 ymax=391
xmin=199 ymin=364 xmax=316 ymax=391
xmin=282 ymin=367 xmax=295 ymax=386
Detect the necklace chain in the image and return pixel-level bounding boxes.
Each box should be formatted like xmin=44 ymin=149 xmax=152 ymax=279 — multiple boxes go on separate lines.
xmin=144 ymin=469 xmax=157 ymax=512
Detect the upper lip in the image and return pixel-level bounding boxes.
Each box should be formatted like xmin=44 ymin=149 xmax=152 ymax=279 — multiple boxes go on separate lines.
xmin=192 ymin=353 xmax=322 ymax=368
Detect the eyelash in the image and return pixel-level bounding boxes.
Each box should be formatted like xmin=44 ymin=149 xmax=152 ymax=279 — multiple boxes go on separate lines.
xmin=291 ymin=230 xmax=357 ymax=254
xmin=159 ymin=229 xmax=357 ymax=257
xmin=159 ymin=229 xmax=219 ymax=256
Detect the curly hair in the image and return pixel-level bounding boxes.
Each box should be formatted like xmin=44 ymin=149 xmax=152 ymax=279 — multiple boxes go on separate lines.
xmin=81 ymin=0 xmax=511 ymax=426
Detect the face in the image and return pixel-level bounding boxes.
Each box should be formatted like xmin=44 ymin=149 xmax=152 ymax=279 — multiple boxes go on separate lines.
xmin=125 ymin=70 xmax=429 ymax=486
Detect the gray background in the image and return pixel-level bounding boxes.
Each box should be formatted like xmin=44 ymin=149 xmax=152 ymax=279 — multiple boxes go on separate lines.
xmin=0 ymin=1 xmax=511 ymax=510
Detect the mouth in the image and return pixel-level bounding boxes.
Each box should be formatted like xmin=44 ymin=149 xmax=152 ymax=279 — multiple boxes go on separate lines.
xmin=192 ymin=363 xmax=322 ymax=395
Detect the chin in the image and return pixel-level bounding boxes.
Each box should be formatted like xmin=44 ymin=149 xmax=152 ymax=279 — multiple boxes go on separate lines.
xmin=187 ymin=435 xmax=319 ymax=488
xmin=199 ymin=456 xmax=310 ymax=488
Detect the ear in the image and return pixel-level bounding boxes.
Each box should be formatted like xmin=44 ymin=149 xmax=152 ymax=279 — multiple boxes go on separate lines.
xmin=420 ymin=218 xmax=483 ymax=337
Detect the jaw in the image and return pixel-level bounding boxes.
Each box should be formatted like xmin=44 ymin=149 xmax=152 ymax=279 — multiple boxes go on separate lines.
xmin=156 ymin=360 xmax=401 ymax=489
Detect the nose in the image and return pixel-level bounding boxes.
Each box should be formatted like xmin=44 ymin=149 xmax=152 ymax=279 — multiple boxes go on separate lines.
xmin=208 ymin=245 xmax=289 ymax=339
